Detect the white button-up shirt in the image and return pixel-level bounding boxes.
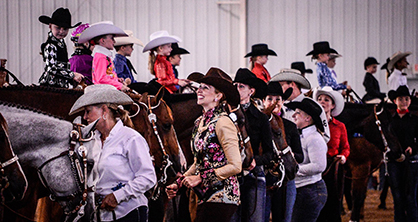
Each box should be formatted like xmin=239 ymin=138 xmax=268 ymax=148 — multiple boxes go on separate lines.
xmin=388 ymin=68 xmax=408 ymax=91
xmin=89 ymin=120 xmax=156 ymax=221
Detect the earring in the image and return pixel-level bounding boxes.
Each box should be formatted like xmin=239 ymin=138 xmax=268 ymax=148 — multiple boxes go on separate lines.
xmin=102 ymin=114 xmax=107 ymax=120
xmin=214 ymin=98 xmax=219 ymax=102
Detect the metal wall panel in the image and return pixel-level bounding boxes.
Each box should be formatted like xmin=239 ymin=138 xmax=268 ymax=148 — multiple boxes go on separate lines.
xmin=1 ymin=0 xmax=417 ymax=97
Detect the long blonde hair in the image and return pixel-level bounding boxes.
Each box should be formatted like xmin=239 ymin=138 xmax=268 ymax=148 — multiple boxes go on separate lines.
xmin=106 ymin=104 xmax=134 ymax=128
xmin=148 ymin=48 xmax=157 ymax=75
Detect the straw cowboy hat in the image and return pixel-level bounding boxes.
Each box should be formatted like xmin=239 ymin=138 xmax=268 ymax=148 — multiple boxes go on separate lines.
xmin=387 ymin=51 xmax=412 ymax=70
xmin=270 ymin=68 xmax=311 ymax=89
xmin=266 ymin=81 xmax=293 ymax=101
xmin=285 ymin=98 xmax=325 ymax=133
xmin=114 ymin=30 xmax=144 ymax=47
xmin=197 ymin=67 xmax=240 ymax=107
xmin=234 ymin=68 xmax=268 ymax=99
xmin=143 ymin=30 xmax=181 ymax=52
xmin=77 ymin=21 xmax=127 ymax=44
xmin=388 ymin=85 xmax=412 ymax=103
xmin=329 ymin=53 xmax=342 ymax=60
xmin=306 ymin=41 xmax=338 ymax=56
xmin=69 ymin=84 xmax=133 ymax=115
xmin=169 ymin=43 xmax=190 ymax=57
xmin=244 ymin=43 xmax=277 ymax=58
xmin=39 ymin=7 xmax=81 ymax=28
xmin=291 ymin=61 xmax=313 ymax=74
xmin=313 ymin=86 xmax=345 ymax=117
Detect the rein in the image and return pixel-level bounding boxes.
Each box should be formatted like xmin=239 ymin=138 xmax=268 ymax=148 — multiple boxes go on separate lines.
xmin=373 ymin=105 xmax=390 ymax=177
xmin=37 ymin=123 xmax=93 ymax=217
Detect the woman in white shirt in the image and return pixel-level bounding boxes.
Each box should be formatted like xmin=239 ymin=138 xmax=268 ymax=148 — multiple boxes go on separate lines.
xmin=69 ymin=84 xmax=156 ymax=222
xmin=387 ymin=51 xmax=412 ymax=90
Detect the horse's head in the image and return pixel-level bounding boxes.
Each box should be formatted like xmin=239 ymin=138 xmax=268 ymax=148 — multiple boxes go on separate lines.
xmin=362 ymin=102 xmax=405 ymax=162
xmin=128 ymin=89 xmax=183 ymax=186
xmin=263 ymin=103 xmax=288 ymax=150
xmin=223 ymin=103 xmax=254 ymax=169
xmin=0 ymin=113 xmax=27 ymax=202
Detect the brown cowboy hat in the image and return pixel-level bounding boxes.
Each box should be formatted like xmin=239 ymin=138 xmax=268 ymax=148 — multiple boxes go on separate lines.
xmin=39 ymin=7 xmax=81 ymax=28
xmin=197 ymin=67 xmax=240 ymax=106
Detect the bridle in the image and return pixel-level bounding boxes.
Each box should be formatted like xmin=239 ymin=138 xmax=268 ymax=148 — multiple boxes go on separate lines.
xmin=373 ymin=105 xmax=391 ymax=176
xmin=138 ymin=95 xmax=175 ymax=200
xmin=37 ymin=123 xmax=93 ymax=217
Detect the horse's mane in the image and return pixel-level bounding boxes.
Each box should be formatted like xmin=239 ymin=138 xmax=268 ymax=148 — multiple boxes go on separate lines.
xmin=0 ymin=100 xmax=64 ymax=120
xmin=0 ymin=85 xmax=84 ymax=95
xmin=169 ymin=93 xmax=197 ymax=103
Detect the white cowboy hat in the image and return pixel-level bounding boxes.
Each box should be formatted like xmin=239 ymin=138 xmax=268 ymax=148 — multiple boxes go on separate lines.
xmin=313 ymin=86 xmax=345 ymax=117
xmin=142 ymin=30 xmax=181 ymax=52
xmin=69 ymin=84 xmax=133 ymax=115
xmin=270 ymin=68 xmax=311 ymax=89
xmin=78 ymin=21 xmax=128 ymax=44
xmin=114 ymin=30 xmax=144 ymax=47
xmin=387 ymin=51 xmax=412 ymax=70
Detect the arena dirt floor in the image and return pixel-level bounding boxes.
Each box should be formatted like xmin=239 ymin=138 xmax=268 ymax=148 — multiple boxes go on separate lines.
xmin=341 ymin=189 xmax=394 ymax=222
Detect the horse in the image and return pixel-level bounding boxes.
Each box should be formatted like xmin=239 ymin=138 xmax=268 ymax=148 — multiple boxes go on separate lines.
xmin=0 ymin=111 xmax=28 ymax=221
xmin=0 ymin=85 xmax=184 ymax=222
xmin=336 ymin=102 xmax=405 ymax=222
xmin=0 ymin=102 xmax=97 ymax=221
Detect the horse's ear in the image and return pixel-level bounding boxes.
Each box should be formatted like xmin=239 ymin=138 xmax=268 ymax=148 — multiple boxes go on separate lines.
xmin=72 ymin=116 xmax=83 ymax=125
xmin=81 ymin=118 xmax=99 ymax=139
xmin=156 ymin=86 xmax=165 ymax=102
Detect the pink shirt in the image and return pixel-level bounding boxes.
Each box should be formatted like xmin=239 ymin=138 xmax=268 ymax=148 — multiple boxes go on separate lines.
xmin=92 ymin=50 xmax=123 ymax=90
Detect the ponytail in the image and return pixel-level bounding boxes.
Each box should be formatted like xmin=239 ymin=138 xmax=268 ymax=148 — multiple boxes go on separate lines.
xmin=249 ymin=56 xmax=256 ymax=70
xmin=107 ymin=104 xmax=134 ymax=128
xmin=148 ymin=49 xmax=157 ymax=75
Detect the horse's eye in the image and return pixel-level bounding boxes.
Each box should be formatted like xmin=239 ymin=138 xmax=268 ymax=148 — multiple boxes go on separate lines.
xmin=162 ymin=123 xmax=172 ymax=131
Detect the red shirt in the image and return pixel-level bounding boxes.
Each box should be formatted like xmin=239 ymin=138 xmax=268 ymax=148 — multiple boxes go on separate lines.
xmin=251 ymin=63 xmax=271 ymax=83
xmin=327 ymin=118 xmax=350 ymax=158
xmin=154 ymin=55 xmax=179 ymax=93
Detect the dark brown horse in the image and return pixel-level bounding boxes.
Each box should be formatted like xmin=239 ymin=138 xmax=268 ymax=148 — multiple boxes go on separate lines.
xmin=0 ymin=85 xmax=183 ymax=222
xmin=336 ymin=102 xmax=404 ymax=222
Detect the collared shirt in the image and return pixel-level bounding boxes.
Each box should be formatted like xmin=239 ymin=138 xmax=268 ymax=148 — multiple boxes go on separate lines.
xmin=388 ymin=68 xmax=408 ymax=91
xmin=283 ymin=94 xmax=331 ymax=143
xmin=362 ymin=72 xmax=385 ymax=101
xmin=327 ymin=118 xmax=350 ymax=158
xmin=317 ymin=62 xmax=347 ymax=90
xmin=113 ymin=54 xmax=137 ymax=83
xmin=295 ymin=125 xmax=327 ymax=188
xmin=391 ymin=112 xmax=418 ymax=156
xmin=89 ymin=120 xmax=156 ymax=221
xmin=92 ymin=45 xmax=124 ymax=90
xmin=251 ymin=63 xmax=271 ymax=82
xmin=154 ymin=55 xmax=179 ymax=93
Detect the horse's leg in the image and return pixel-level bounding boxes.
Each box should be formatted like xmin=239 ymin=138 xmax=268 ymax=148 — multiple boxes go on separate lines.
xmin=35 ymin=197 xmax=64 ymax=222
xmin=349 ymin=164 xmax=370 ymax=222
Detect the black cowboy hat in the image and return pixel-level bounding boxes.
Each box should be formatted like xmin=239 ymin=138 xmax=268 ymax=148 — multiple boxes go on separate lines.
xmin=306 ymin=41 xmax=338 ymax=56
xmin=197 ymin=67 xmax=240 ymax=107
xmin=388 ymin=85 xmax=411 ymax=102
xmin=244 ymin=43 xmax=277 ymax=58
xmin=169 ymin=43 xmax=190 ymax=57
xmin=234 ymin=68 xmax=267 ymax=99
xmin=266 ymin=81 xmax=293 ymax=101
xmin=285 ymin=98 xmax=324 ymax=132
xmin=380 ymin=57 xmax=390 ymax=70
xmin=39 ymin=8 xmax=81 ymax=29
xmin=291 ymin=61 xmax=313 ymax=74
xmin=364 ymin=57 xmax=379 ymax=70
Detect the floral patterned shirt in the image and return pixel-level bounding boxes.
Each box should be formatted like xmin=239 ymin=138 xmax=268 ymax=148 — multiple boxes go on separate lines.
xmin=188 ymin=106 xmax=241 ymax=205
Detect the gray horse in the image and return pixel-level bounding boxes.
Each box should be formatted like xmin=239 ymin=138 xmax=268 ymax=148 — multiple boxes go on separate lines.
xmin=0 ymin=103 xmax=97 ymax=218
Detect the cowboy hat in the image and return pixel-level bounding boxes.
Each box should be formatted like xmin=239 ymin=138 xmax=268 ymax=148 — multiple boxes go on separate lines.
xmin=114 ymin=30 xmax=144 ymax=47
xmin=285 ymin=98 xmax=324 ymax=132
xmin=39 ymin=7 xmax=81 ymax=28
xmin=364 ymin=57 xmax=379 ymax=70
xmin=388 ymin=85 xmax=411 ymax=103
xmin=234 ymin=68 xmax=267 ymax=99
xmin=313 ymin=86 xmax=345 ymax=117
xmin=69 ymin=84 xmax=133 ymax=115
xmin=197 ymin=67 xmax=240 ymax=107
xmin=77 ymin=21 xmax=127 ymax=44
xmin=380 ymin=57 xmax=390 ymax=70
xmin=187 ymin=72 xmax=204 ymax=82
xmin=291 ymin=61 xmax=313 ymax=74
xmin=306 ymin=41 xmax=338 ymax=56
xmin=266 ymin=81 xmax=293 ymax=101
xmin=143 ymin=30 xmax=181 ymax=52
xmin=270 ymin=68 xmax=311 ymax=89
xmin=329 ymin=53 xmax=342 ymax=60
xmin=387 ymin=51 xmax=412 ymax=70
xmin=244 ymin=43 xmax=277 ymax=58
xmin=169 ymin=43 xmax=190 ymax=57
xmin=71 ymin=23 xmax=90 ymax=43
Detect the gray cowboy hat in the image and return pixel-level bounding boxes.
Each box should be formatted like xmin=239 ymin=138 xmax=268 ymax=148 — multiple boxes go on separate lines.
xmin=69 ymin=84 xmax=133 ymax=115
xmin=78 ymin=21 xmax=127 ymax=44
xmin=143 ymin=30 xmax=181 ymax=52
xmin=313 ymin=86 xmax=345 ymax=117
xmin=270 ymin=68 xmax=311 ymax=89
xmin=114 ymin=30 xmax=144 ymax=47
xmin=39 ymin=7 xmax=81 ymax=29
xmin=387 ymin=51 xmax=412 ymax=70
xmin=285 ymin=98 xmax=325 ymax=132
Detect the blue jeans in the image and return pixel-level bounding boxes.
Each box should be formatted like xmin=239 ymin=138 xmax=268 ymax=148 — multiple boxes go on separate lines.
xmin=231 ymin=166 xmax=266 ymax=222
xmin=285 ymin=180 xmax=296 ymax=222
xmin=292 ymin=180 xmax=327 ymax=222
xmin=406 ymin=155 xmax=418 ymax=222
xmin=388 ymin=161 xmax=407 ymax=222
xmin=265 ymin=179 xmax=296 ymax=222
